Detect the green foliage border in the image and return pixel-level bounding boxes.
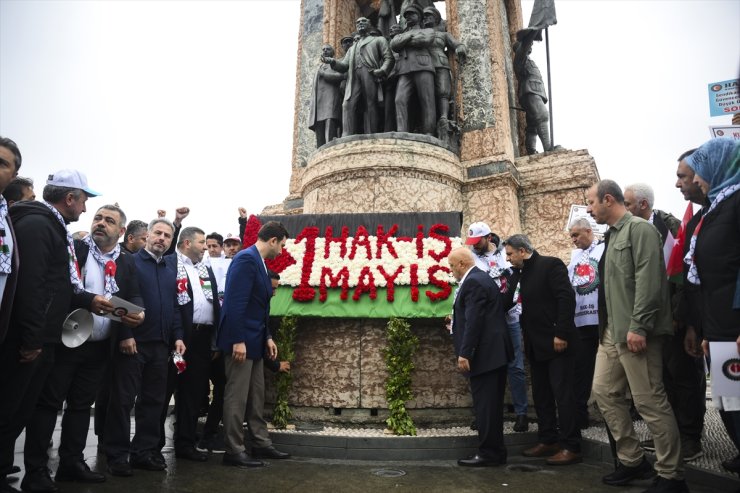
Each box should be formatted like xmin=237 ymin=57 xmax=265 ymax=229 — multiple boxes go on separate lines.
xmin=383 ymin=317 xmax=419 ymax=435
xmin=272 ymin=316 xmax=297 ymax=429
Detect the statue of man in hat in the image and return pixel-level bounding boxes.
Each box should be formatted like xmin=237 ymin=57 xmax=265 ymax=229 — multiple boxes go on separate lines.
xmin=309 ymin=45 xmax=345 ymax=148
xmin=514 ymin=28 xmax=552 ymax=154
xmin=322 ymin=17 xmax=395 ymax=136
xmin=390 ymin=3 xmax=436 ymax=136
xmin=422 ymin=6 xmax=466 ymax=130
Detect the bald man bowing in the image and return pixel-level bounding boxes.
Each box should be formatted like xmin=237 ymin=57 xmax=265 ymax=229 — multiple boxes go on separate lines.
xmin=447 ymin=248 xmax=513 ymax=467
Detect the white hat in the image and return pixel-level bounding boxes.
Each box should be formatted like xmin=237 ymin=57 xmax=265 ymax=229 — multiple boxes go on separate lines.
xmin=46 ymin=169 xmax=100 ymax=197
xmin=465 ymin=221 xmax=491 ymax=245
xmin=223 ymin=233 xmax=241 ymax=244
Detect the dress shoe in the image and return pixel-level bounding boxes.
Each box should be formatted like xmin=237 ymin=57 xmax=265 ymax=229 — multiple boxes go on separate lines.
xmin=55 ymin=460 xmax=106 ymax=483
xmin=131 ymin=456 xmax=166 ymax=472
xmin=0 ymin=481 xmax=20 ymax=493
xmin=20 ymin=468 xmax=59 ymax=493
xmin=602 ymin=456 xmax=655 ymax=486
xmin=106 ymin=461 xmax=133 ymax=477
xmin=8 ymin=467 xmax=20 ymax=476
xmin=457 ymin=454 xmax=506 ymax=467
xmin=546 ymin=449 xmax=582 ymax=466
xmin=641 ymin=476 xmax=690 ymax=493
xmin=252 ymin=446 xmax=290 ymax=460
xmin=222 ymin=452 xmax=264 ymax=468
xmin=513 ymin=415 xmax=529 ymax=432
xmin=197 ymin=435 xmax=226 ymax=454
xmin=175 ymin=447 xmax=208 ymax=462
xmin=522 ymin=443 xmax=560 ymax=458
xmin=151 ymin=452 xmax=166 ymax=466
xmin=721 ymin=454 xmax=740 ymax=474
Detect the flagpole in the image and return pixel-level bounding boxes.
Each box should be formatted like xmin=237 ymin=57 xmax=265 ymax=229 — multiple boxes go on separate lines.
xmin=545 ymin=27 xmax=554 ymax=148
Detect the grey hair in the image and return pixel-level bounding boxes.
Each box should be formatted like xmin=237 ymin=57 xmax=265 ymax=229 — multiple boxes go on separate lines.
xmin=568 ymin=217 xmax=592 ymax=231
xmin=503 ymin=234 xmax=534 ymax=253
xmin=624 ymin=183 xmax=654 ymax=209
xmin=148 ymin=217 xmax=175 ymax=233
xmin=42 ymin=185 xmax=84 ymax=203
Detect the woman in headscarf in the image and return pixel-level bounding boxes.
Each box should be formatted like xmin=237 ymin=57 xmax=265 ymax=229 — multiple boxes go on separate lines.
xmin=684 ymin=137 xmax=740 ymax=475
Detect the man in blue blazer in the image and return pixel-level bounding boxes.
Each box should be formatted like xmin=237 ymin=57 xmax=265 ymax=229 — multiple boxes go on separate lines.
xmin=217 ymin=221 xmax=290 ymax=467
xmin=448 ymin=247 xmax=513 ymax=467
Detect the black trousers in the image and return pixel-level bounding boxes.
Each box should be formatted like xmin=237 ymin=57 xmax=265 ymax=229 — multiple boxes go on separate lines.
xmin=158 ymin=325 xmax=214 ymax=451
xmin=663 ymin=330 xmax=706 ymax=442
xmin=470 ymin=366 xmax=508 ymax=461
xmin=0 ymin=341 xmax=56 ymax=476
xmin=24 ymin=340 xmax=109 ymax=470
xmin=574 ymin=325 xmax=599 ymax=427
xmin=203 ymin=353 xmax=226 ymax=438
xmin=105 ymin=340 xmax=168 ymax=464
xmin=530 ymin=350 xmax=582 ymax=452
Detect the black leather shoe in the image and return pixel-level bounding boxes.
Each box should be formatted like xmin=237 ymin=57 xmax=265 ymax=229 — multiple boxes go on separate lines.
xmin=175 ymin=447 xmax=208 ymax=462
xmin=252 ymin=446 xmax=290 ymax=460
xmin=106 ymin=461 xmax=133 ymax=477
xmin=55 ymin=460 xmax=106 ymax=483
xmin=151 ymin=452 xmax=166 ymax=466
xmin=222 ymin=452 xmax=264 ymax=468
xmin=0 ymin=480 xmax=20 ymax=493
xmin=457 ymin=454 xmax=506 ymax=467
xmin=8 ymin=467 xmax=20 ymax=476
xmin=131 ymin=456 xmax=166 ymax=472
xmin=721 ymin=454 xmax=740 ymax=474
xmin=20 ymin=468 xmax=59 ymax=493
xmin=602 ymin=457 xmax=655 ymax=486
xmin=513 ymin=415 xmax=529 ymax=432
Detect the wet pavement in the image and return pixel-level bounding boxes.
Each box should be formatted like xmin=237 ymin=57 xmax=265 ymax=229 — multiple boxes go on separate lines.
xmin=9 ymin=413 xmax=737 ymax=493
xmin=6 ymin=451 xmax=723 ymax=493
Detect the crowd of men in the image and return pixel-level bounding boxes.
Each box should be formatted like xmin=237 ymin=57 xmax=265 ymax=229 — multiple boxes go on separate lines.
xmin=449 ymin=138 xmax=740 ymax=493
xmin=0 ymin=134 xmax=738 ymax=493
xmin=0 ymin=136 xmax=292 ymax=493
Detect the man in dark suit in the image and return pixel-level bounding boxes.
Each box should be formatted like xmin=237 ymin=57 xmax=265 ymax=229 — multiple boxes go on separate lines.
xmin=158 ymin=226 xmax=220 ymax=462
xmin=504 ymin=234 xmax=582 ymax=465
xmin=217 ymin=221 xmax=290 ymax=468
xmin=447 ymin=247 xmax=512 ymax=467
xmin=105 ymin=218 xmax=184 ymax=477
xmin=23 ymin=204 xmax=144 ymax=490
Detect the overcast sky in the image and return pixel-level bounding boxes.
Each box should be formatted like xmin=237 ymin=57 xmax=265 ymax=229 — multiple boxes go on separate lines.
xmin=1 ymin=0 xmax=738 ymax=238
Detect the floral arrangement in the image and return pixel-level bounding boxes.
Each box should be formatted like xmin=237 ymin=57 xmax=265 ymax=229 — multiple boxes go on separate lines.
xmin=242 ymin=216 xmax=462 ymax=303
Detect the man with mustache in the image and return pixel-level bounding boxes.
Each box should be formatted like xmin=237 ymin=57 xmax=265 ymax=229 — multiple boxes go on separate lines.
xmin=105 ymin=218 xmax=185 ymax=477
xmin=2 ymin=168 xmax=102 ymax=493
xmin=22 ymin=205 xmax=144 ymax=490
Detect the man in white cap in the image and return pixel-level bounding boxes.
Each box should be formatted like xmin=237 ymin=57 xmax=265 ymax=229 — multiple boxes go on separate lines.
xmin=222 ymin=233 xmax=242 ymax=259
xmin=2 ymin=169 xmax=104 ymax=493
xmin=465 ymin=222 xmax=529 ymax=433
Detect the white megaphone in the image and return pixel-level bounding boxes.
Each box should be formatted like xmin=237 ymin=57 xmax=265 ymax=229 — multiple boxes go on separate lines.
xmin=61 ymin=309 xmax=93 ymax=348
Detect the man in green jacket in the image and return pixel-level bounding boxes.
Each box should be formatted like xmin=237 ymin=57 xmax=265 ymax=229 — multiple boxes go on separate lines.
xmin=587 ymin=180 xmax=687 ymax=493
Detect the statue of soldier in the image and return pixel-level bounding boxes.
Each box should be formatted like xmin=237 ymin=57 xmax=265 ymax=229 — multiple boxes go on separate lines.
xmin=322 ymin=18 xmax=395 ymax=136
xmin=514 ymin=29 xmax=552 ymax=154
xmin=309 ymin=45 xmax=345 ymax=148
xmin=397 ymin=0 xmax=435 ymax=29
xmin=383 ymin=24 xmax=403 ymax=132
xmin=422 ymin=6 xmax=467 ymax=132
xmin=390 ymin=4 xmax=436 ymax=136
